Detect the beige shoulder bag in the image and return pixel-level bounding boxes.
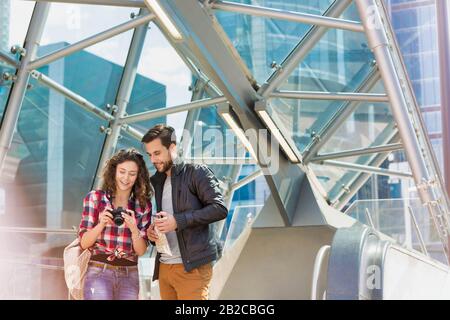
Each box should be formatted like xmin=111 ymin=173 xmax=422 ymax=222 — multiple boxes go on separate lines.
xmin=63 ymin=237 xmax=91 ymax=300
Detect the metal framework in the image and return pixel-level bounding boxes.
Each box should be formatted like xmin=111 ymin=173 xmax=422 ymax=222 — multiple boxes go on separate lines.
xmin=270 ymin=90 xmax=389 ymax=103
xmin=333 ymin=130 xmax=401 ymax=208
xmin=318 ymin=159 xmax=413 ymax=179
xmin=30 ymin=70 xmax=115 ymax=121
xmin=436 ymin=0 xmax=450 ymax=198
xmin=210 ymin=1 xmax=364 ymax=33
xmin=231 ymin=169 xmax=263 ymax=192
xmin=0 ymin=2 xmax=50 ymax=173
xmin=257 ymin=0 xmax=354 ymax=98
xmin=27 ymin=13 xmax=155 ymax=70
xmin=0 ymin=50 xmax=18 ymax=67
xmin=356 ymin=0 xmax=450 ymax=260
xmin=118 ymin=96 xmax=228 ymax=124
xmin=94 ymin=8 xmax=150 ymax=188
xmin=1 ymin=0 xmax=449 ymax=265
xmin=311 ymin=143 xmax=404 ymax=162
xmin=302 ymin=67 xmax=382 ymax=164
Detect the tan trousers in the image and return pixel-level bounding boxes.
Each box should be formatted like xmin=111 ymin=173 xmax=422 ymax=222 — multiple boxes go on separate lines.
xmin=158 ymin=262 xmax=213 ymax=300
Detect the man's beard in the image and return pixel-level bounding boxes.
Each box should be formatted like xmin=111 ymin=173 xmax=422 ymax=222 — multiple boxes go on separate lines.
xmin=156 ymin=159 xmax=173 ymax=173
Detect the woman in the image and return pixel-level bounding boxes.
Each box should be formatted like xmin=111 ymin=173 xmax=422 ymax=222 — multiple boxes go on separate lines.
xmin=78 ymin=148 xmax=152 ymax=300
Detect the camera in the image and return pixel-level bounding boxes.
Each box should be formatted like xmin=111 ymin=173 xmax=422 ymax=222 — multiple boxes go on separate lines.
xmin=107 ymin=207 xmax=129 ymax=226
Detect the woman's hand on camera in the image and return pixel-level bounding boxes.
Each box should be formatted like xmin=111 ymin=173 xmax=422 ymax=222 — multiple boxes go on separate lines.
xmin=123 ymin=209 xmax=139 ymax=234
xmin=98 ymin=207 xmax=114 ymax=227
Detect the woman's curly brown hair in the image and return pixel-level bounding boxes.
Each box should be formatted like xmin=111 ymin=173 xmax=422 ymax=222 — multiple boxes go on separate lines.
xmin=101 ymin=148 xmax=153 ymax=208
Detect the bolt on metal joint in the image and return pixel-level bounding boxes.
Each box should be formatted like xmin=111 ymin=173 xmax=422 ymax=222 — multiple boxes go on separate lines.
xmin=100 ymin=126 xmax=112 ymax=135
xmin=10 ymin=45 xmax=26 ymax=57
xmin=2 ymin=72 xmax=17 ymax=82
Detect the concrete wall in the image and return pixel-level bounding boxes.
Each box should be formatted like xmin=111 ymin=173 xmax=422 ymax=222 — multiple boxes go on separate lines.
xmin=218 ymin=226 xmax=334 ymax=299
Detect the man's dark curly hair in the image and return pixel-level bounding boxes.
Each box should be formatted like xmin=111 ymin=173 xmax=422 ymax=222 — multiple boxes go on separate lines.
xmin=101 ymin=148 xmax=153 ymax=207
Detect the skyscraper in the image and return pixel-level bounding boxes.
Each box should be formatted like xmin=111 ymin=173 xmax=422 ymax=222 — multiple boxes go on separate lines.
xmin=386 ymin=0 xmax=443 ymax=168
xmin=0 ymin=0 xmax=10 ymax=52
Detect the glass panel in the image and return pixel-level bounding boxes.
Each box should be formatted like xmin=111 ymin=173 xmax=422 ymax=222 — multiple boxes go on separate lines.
xmin=279 ymin=26 xmax=375 ymax=94
xmin=223 ymin=204 xmax=263 ymax=251
xmin=268 ymin=3 xmax=379 ymax=154
xmin=221 ymin=167 xmax=270 ymax=245
xmin=188 ymin=105 xmax=246 ymax=182
xmin=305 ymin=93 xmax=402 ymax=202
xmin=32 ymin=4 xmax=137 ymax=117
xmin=40 ymin=3 xmax=136 ymax=64
xmin=267 ymin=97 xmax=341 ymax=153
xmin=35 ymin=34 xmax=133 ymax=115
xmin=215 ymin=0 xmax=334 ymax=84
xmin=319 ymin=101 xmax=394 ymax=154
xmin=345 ymin=198 xmax=447 ymax=264
xmin=388 ymin=2 xmax=440 ymax=108
xmin=1 ymin=0 xmax=35 ymax=123
xmin=5 ymin=0 xmax=36 ymax=51
xmin=0 ymin=80 xmax=108 ymax=230
xmin=127 ymin=21 xmax=194 ymax=135
xmin=281 ymin=4 xmax=374 ymax=92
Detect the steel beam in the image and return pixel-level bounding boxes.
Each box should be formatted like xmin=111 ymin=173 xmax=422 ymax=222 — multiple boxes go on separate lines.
xmin=119 ymin=96 xmax=228 ymax=124
xmin=28 ymin=13 xmax=155 ymax=70
xmin=312 ymin=143 xmax=403 ymax=162
xmin=270 ymin=90 xmax=389 ymax=102
xmin=211 ymin=1 xmax=364 ymax=33
xmin=31 ymin=70 xmax=114 ymax=121
xmin=122 ymin=124 xmax=144 ymax=141
xmin=180 ymin=78 xmax=208 ymax=159
xmin=0 ymin=3 xmax=50 ymax=172
xmin=0 ymin=226 xmax=77 ymax=235
xmin=318 ymin=159 xmax=413 ymax=179
xmin=302 ymin=68 xmax=381 ymax=164
xmin=333 ymin=130 xmax=400 ymax=209
xmin=231 ymin=169 xmax=263 ymax=192
xmin=0 ymin=50 xmax=18 ymax=67
xmin=358 ymin=0 xmax=450 ymax=261
xmin=94 ymin=9 xmax=150 ymax=188
xmin=436 ymin=0 xmax=450 ymax=198
xmin=356 ymin=0 xmax=444 ymax=210
xmin=258 ymin=0 xmax=354 ymax=98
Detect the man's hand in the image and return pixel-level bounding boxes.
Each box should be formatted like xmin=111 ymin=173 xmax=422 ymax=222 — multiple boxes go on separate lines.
xmin=154 ymin=211 xmax=177 ymax=233
xmin=147 ymin=224 xmax=159 ymax=242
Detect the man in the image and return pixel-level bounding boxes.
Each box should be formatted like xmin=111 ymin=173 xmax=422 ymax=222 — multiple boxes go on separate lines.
xmin=142 ymin=124 xmax=228 ymax=300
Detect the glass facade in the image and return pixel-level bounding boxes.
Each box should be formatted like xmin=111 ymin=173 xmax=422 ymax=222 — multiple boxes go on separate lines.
xmin=0 ymin=0 xmax=448 ymax=298
xmin=386 ymin=0 xmax=443 ymax=169
xmin=0 ymin=0 xmax=9 ymax=52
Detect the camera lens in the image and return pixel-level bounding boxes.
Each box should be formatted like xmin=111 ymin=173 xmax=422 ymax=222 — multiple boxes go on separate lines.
xmin=111 ymin=207 xmax=125 ymax=226
xmin=114 ymin=215 xmax=124 ymax=226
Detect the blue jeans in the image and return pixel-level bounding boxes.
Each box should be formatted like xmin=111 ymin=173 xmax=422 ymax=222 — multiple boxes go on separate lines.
xmin=83 ymin=264 xmax=140 ymax=300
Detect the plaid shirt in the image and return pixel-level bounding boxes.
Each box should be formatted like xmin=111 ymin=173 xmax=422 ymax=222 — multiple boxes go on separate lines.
xmin=78 ymin=190 xmax=152 ymax=262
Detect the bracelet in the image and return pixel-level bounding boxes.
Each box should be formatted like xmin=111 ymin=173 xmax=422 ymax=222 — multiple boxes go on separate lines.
xmin=132 ymin=232 xmax=142 ymax=242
